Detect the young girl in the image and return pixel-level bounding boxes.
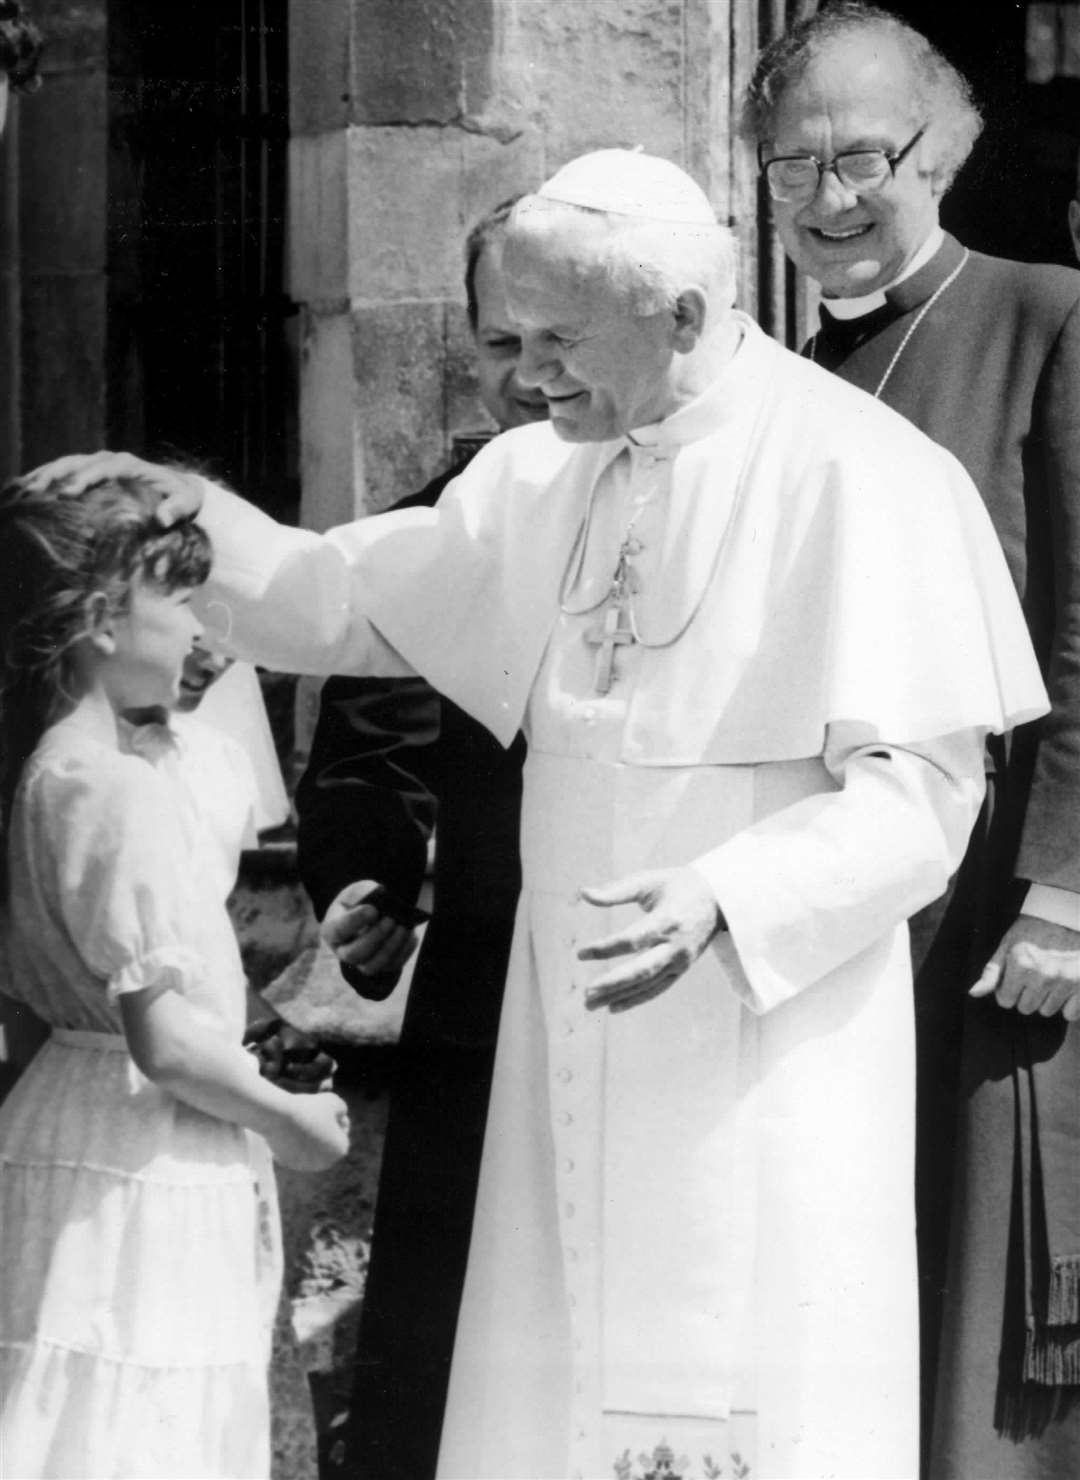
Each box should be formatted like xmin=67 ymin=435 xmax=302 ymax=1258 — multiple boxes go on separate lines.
xmin=0 ymin=475 xmax=349 ymax=1479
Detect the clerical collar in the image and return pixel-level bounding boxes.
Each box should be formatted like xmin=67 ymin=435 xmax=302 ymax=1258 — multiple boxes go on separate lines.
xmin=821 ymin=227 xmax=946 ymax=321
xmin=627 ymin=315 xmax=752 ymax=453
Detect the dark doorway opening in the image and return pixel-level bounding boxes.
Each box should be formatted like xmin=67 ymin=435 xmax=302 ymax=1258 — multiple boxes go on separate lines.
xmin=853 ymin=0 xmax=1080 ymax=267
xmin=107 ymin=0 xmax=298 ymax=519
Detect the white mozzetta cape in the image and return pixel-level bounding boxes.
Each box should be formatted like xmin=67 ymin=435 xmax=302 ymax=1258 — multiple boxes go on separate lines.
xmin=199 ymin=316 xmax=1046 ymax=760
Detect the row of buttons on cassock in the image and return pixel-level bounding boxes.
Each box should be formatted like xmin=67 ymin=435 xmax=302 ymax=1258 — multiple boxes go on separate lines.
xmin=551 ymin=945 xmax=597 ymax=1480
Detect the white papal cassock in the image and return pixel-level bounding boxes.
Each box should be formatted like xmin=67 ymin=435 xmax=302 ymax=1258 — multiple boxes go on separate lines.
xmin=196 ymin=317 xmax=1047 ymax=1480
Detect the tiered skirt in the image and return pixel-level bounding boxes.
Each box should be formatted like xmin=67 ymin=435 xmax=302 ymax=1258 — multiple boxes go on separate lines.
xmin=0 ymin=1032 xmax=280 ymax=1479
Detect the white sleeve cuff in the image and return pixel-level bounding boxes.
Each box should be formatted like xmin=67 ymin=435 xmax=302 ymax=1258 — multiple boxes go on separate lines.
xmin=1023 ymin=882 xmax=1080 ymax=931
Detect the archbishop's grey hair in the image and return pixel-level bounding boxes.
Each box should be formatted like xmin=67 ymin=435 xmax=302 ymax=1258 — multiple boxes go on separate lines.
xmin=742 ymin=2 xmax=983 ymax=193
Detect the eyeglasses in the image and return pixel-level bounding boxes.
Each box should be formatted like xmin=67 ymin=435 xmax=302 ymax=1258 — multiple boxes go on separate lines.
xmin=758 ymin=127 xmax=927 ymax=204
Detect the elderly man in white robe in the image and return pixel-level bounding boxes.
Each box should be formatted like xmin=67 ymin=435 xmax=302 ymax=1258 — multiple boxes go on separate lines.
xmin=42 ymin=151 xmax=1048 ymax=1480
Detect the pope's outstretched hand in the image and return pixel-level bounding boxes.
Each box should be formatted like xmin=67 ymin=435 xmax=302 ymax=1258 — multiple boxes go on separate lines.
xmin=18 ymin=451 xmax=204 ymax=525
xmin=578 ymin=866 xmax=724 ymax=1014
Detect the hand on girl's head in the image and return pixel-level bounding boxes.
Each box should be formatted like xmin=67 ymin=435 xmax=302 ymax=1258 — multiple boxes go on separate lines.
xmin=19 ymin=450 xmax=156 ymax=495
xmin=17 ymin=451 xmax=205 ymax=527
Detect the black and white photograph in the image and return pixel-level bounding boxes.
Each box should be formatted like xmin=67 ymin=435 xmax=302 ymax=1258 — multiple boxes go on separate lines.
xmin=1 ymin=4 xmax=1079 ymax=1478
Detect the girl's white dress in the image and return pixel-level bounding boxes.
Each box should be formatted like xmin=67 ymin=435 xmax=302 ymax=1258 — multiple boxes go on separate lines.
xmin=0 ymin=716 xmax=281 ymax=1479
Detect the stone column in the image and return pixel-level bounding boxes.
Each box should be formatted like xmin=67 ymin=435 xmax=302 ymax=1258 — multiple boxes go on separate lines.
xmin=289 ymin=0 xmax=538 ymax=528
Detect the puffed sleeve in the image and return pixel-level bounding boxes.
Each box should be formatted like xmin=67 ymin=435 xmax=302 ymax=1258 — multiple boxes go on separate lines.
xmin=35 ymin=751 xmax=207 ymax=1002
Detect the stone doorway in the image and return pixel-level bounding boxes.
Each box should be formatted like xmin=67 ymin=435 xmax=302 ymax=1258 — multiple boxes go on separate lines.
xmin=106 ymin=0 xmax=299 ymax=520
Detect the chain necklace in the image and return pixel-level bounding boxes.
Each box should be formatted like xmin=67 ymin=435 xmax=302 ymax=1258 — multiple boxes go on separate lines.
xmin=808 ymin=248 xmax=969 ymax=399
xmin=558 ymin=471 xmax=662 ymax=694
xmin=558 ymin=455 xmax=751 ymax=653
xmin=558 ymin=474 xmax=653 ymax=620
xmin=559 ymin=388 xmax=769 ymax=692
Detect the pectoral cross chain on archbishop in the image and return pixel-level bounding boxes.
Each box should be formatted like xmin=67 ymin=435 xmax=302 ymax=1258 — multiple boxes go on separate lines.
xmin=585 ymin=535 xmax=641 ymax=694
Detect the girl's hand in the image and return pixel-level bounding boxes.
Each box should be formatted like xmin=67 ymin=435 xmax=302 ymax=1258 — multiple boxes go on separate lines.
xmin=268 ymin=1090 xmax=351 ymax=1172
xmin=244 ymin=1016 xmax=337 ymax=1093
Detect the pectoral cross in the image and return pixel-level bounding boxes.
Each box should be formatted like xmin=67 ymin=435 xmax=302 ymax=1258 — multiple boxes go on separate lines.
xmin=585 ymin=599 xmax=636 ymax=694
xmin=584 ymin=536 xmax=641 ymax=694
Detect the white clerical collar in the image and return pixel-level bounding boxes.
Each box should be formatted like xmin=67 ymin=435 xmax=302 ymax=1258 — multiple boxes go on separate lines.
xmin=822 ymin=226 xmax=946 ymax=320
xmin=627 ymin=314 xmax=757 ymax=452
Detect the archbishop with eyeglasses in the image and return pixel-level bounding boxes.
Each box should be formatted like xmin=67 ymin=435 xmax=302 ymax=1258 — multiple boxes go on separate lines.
xmin=745 ymin=5 xmax=1080 ymax=1478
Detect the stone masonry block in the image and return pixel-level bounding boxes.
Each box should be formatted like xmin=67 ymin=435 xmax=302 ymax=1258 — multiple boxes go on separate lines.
xmin=459 ymin=125 xmax=545 ymax=226
xmin=20 ymin=274 xmax=106 ymax=464
xmin=298 ymin=307 xmax=365 ymax=532
xmin=292 ymin=0 xmax=498 ymax=134
xmin=288 ymin=132 xmax=350 ymax=304
xmin=346 ymin=127 xmax=463 ymax=301
xmin=19 ymin=68 xmax=107 ymax=276
xmin=296 ymin=126 xmax=543 ymax=308
xmin=289 ymin=0 xmax=351 ymax=137
xmin=518 ymin=0 xmax=687 ymax=170
xmin=347 ymin=0 xmax=494 ymax=126
xmin=349 ymin=299 xmax=446 ymax=511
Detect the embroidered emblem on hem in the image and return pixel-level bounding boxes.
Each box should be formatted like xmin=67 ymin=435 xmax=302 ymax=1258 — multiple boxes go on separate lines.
xmin=613 ymin=1438 xmax=750 ymax=1479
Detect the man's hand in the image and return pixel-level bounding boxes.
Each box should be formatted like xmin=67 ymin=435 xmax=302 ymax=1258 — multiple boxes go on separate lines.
xmin=321 ymin=879 xmax=421 ymax=991
xmin=577 ymin=866 xmax=723 ymax=1014
xmin=18 ymin=451 xmax=204 ymax=526
xmin=971 ymin=914 xmax=1080 ymax=1020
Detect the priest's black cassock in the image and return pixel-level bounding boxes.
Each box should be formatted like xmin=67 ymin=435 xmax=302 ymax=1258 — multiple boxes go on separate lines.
xmin=812 ymin=229 xmax=1080 ymax=1478
xmin=294 ymin=461 xmax=524 ymax=1480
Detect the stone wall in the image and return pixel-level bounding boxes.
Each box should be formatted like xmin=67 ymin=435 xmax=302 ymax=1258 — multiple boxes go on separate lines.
xmin=1 ymin=1 xmax=817 ymax=501
xmin=286 ymin=0 xmax=815 ymax=532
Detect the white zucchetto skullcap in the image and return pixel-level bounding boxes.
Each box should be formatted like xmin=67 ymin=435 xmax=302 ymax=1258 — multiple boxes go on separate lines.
xmin=535 ymin=148 xmax=717 ymax=226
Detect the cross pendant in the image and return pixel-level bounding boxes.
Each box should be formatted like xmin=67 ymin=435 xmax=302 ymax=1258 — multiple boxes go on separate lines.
xmin=585 ymin=597 xmax=636 ymax=695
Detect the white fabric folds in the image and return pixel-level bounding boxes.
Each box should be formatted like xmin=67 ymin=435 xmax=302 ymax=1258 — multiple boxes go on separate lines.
xmin=198 ymin=315 xmax=1048 ymax=759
